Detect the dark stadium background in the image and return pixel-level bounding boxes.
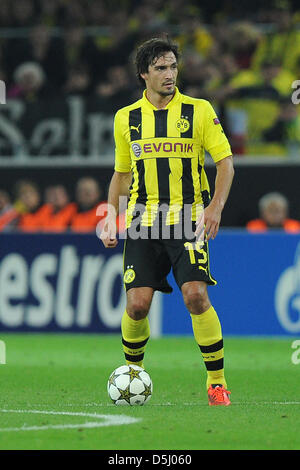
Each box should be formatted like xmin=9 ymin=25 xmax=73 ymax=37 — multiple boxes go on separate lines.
xmin=0 ymin=1 xmax=299 ymax=333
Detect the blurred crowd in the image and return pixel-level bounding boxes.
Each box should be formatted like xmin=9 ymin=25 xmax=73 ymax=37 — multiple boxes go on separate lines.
xmin=0 ymin=176 xmax=125 ymax=233
xmin=1 ymin=178 xmax=299 ymax=233
xmin=246 ymin=191 xmax=300 ymax=232
xmin=0 ymin=0 xmax=300 ymax=155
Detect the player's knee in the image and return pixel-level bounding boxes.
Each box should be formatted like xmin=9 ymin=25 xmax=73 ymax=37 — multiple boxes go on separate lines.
xmin=182 ymin=283 xmax=210 ymax=314
xmin=127 ymin=298 xmax=151 ymax=320
xmin=184 ymin=292 xmax=209 ymax=314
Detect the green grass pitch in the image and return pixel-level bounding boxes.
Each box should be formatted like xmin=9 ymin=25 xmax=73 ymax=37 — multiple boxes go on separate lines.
xmin=0 ymin=333 xmax=299 ymax=450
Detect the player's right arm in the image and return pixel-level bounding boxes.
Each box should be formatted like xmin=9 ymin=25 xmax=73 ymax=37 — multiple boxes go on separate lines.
xmin=101 ymin=109 xmax=132 ymax=248
xmin=100 ymin=171 xmax=132 ymax=248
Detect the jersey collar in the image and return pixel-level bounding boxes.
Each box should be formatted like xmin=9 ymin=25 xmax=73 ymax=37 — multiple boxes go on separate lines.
xmin=142 ymin=86 xmax=181 ymax=110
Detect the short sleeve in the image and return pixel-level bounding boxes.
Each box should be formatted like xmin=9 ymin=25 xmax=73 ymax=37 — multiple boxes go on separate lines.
xmin=114 ymin=110 xmax=131 ymax=173
xmin=203 ymin=101 xmax=232 ymax=163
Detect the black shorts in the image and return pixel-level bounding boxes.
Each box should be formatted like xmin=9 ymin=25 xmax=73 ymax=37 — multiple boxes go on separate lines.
xmin=123 ymin=227 xmax=217 ymax=293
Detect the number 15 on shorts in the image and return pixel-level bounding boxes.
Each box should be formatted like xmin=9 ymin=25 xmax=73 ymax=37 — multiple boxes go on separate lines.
xmin=184 ymin=241 xmax=208 ymax=273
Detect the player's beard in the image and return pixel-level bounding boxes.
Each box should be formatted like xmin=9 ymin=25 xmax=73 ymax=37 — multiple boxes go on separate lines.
xmin=159 ymin=85 xmax=175 ymax=96
xmin=157 ymin=78 xmax=176 ymax=96
xmin=159 ymin=90 xmax=175 ymax=96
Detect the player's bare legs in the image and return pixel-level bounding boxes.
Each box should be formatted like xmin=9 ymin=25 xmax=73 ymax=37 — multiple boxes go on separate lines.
xmin=182 ymin=280 xmax=231 ymax=405
xmin=121 ymin=287 xmax=154 ymax=368
xmin=181 ymin=281 xmax=211 ymax=314
xmin=126 ymin=287 xmax=154 ymax=320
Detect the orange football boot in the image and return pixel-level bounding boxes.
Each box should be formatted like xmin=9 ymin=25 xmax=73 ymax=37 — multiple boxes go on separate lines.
xmin=207 ymin=384 xmax=231 ymax=406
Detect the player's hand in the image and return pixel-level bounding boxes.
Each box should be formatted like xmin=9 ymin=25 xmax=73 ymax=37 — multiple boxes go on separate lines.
xmin=202 ymin=202 xmax=222 ymax=240
xmin=195 ymin=202 xmax=222 ymax=241
xmin=99 ymin=216 xmax=118 ymax=248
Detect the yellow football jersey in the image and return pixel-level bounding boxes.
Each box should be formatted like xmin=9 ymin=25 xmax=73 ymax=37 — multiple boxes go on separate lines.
xmin=114 ymin=87 xmax=232 ymax=227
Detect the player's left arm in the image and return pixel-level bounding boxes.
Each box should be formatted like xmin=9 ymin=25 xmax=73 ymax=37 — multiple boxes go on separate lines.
xmin=203 ymin=155 xmax=234 ymax=240
xmin=196 ymin=100 xmax=235 ymax=240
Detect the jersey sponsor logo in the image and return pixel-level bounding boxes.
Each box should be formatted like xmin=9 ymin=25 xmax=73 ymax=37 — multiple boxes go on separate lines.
xmin=143 ymin=141 xmax=193 ymax=154
xmin=124 ymin=268 xmax=136 ymax=284
xmin=131 ymin=141 xmax=194 ymax=157
xmin=131 ymin=143 xmax=142 ymax=158
xmin=176 ymin=117 xmax=190 ymax=133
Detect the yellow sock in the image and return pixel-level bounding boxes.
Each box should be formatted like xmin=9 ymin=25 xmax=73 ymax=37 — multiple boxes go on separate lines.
xmin=121 ymin=310 xmax=150 ymax=368
xmin=190 ymin=305 xmax=227 ymax=390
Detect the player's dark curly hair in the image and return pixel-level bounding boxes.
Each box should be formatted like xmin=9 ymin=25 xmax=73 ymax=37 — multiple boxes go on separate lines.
xmin=134 ymin=36 xmax=179 ymax=87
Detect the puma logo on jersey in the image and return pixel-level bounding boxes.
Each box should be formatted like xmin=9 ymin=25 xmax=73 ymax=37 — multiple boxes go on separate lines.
xmin=130 ymin=124 xmax=141 ymax=133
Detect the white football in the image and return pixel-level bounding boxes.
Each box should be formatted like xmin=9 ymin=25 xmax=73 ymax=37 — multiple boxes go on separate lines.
xmin=107 ymin=364 xmax=153 ymax=406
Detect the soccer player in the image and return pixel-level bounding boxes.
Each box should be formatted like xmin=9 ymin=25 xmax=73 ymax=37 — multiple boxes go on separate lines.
xmin=101 ymin=37 xmax=234 ymax=406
